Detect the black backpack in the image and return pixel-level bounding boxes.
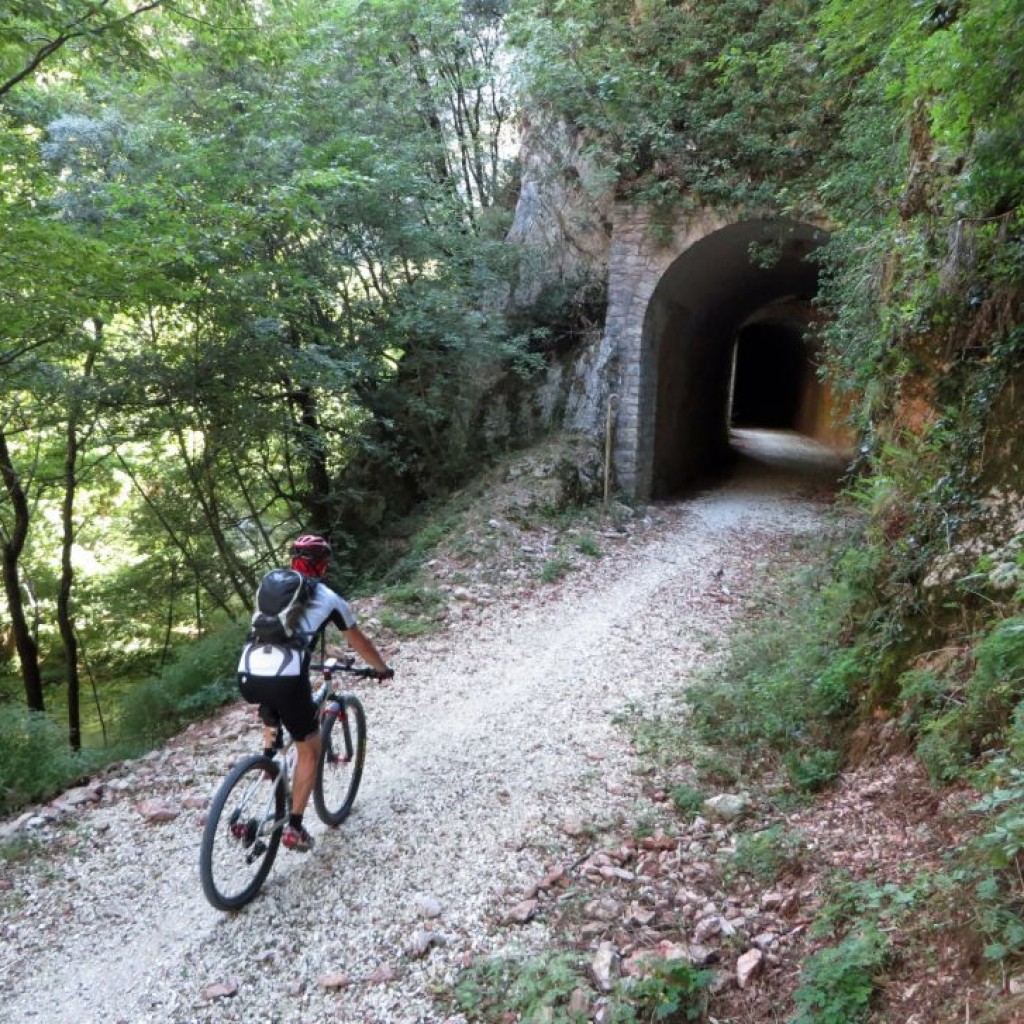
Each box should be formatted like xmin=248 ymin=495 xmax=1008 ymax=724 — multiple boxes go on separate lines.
xmin=248 ymin=569 xmax=318 ymax=647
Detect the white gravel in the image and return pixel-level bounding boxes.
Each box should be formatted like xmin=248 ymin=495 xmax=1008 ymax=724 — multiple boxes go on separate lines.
xmin=0 ymin=430 xmax=844 ymax=1024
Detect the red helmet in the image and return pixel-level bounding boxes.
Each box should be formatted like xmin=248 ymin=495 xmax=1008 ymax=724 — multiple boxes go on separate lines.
xmin=291 ymin=534 xmax=332 ymax=559
xmin=291 ymin=534 xmax=332 ymax=577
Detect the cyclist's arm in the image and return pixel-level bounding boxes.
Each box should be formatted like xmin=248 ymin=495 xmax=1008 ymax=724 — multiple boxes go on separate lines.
xmin=342 ymin=625 xmax=391 ymax=676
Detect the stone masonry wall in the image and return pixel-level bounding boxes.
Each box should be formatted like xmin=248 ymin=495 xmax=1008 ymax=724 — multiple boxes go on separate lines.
xmin=599 ymin=206 xmax=729 ymax=495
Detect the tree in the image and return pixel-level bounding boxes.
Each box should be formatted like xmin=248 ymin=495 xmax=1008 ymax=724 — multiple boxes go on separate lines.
xmin=0 ymin=420 xmax=43 ymax=711
xmin=0 ymin=0 xmax=527 ymax=734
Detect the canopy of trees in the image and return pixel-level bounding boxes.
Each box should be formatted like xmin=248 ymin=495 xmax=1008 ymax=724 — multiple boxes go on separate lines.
xmin=1 ymin=0 xmax=527 ymax=750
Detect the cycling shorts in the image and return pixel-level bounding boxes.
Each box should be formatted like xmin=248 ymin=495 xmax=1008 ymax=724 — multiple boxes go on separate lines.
xmin=238 ymin=673 xmax=318 ymax=742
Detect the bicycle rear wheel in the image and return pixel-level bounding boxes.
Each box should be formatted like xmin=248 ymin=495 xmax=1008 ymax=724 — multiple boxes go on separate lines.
xmin=199 ymin=755 xmax=284 ymax=911
xmin=314 ymin=695 xmax=366 ymax=827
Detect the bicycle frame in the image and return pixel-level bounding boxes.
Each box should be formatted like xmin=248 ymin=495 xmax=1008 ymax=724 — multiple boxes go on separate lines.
xmin=200 ymin=640 xmax=373 ymax=910
xmin=227 ymin=759 xmax=290 ymax=850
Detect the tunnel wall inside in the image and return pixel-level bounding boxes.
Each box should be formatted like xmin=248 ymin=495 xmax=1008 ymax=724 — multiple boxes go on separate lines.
xmin=649 ymin=297 xmax=735 ymax=494
xmin=602 ymin=206 xmax=850 ymax=497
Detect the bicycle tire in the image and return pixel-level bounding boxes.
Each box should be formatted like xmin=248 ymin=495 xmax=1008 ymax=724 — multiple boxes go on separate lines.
xmin=199 ymin=754 xmax=284 ymax=911
xmin=314 ymin=695 xmax=366 ymax=826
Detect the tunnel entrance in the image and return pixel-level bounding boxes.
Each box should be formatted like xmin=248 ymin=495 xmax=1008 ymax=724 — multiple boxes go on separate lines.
xmin=639 ymin=218 xmax=852 ymax=497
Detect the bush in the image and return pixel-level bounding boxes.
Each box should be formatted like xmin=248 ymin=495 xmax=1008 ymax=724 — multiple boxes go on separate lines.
xmin=0 ymin=706 xmax=96 ymax=813
xmin=791 ymin=928 xmax=890 ymax=1024
xmin=540 ymin=558 xmax=573 ymax=583
xmin=911 ymin=617 xmax=1024 ymax=783
xmin=449 ymin=951 xmax=710 ymax=1024
xmin=0 ymin=628 xmax=243 ymax=815
xmin=687 ymin=542 xmax=878 ymax=782
xmin=670 ymin=783 xmax=707 ymax=820
xmin=115 ymin=628 xmax=239 ymax=747
xmin=607 ymin=958 xmax=711 ymax=1023
xmin=785 ymin=747 xmax=842 ymax=793
xmin=377 ymin=584 xmax=448 ymax=637
xmin=452 ymin=952 xmax=588 ymax=1022
xmin=728 ymin=824 xmax=806 ymax=884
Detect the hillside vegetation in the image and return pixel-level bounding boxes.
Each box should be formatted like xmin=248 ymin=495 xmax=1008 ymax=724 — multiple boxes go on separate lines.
xmin=2 ymin=2 xmax=1024 ymax=1020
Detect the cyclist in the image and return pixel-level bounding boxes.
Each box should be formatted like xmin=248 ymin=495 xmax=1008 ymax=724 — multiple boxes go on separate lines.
xmin=240 ymin=533 xmax=393 ymax=853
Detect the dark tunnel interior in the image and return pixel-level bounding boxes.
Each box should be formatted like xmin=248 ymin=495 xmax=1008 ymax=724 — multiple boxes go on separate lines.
xmin=639 ymin=219 xmax=852 ymax=498
xmin=731 ymin=321 xmax=808 ymax=430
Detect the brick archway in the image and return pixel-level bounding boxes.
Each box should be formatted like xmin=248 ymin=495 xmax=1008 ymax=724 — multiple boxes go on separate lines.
xmin=606 ymin=210 xmax=848 ymax=497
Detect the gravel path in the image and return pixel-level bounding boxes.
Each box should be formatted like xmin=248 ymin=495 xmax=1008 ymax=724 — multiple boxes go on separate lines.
xmin=0 ymin=431 xmax=844 ymax=1024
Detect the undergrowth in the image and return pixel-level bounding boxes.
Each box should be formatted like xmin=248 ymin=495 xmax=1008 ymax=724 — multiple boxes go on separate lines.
xmin=447 ymin=950 xmax=710 ymax=1024
xmin=686 ymin=520 xmax=879 ymax=792
xmin=0 ymin=627 xmax=239 ymax=814
xmin=674 ymin=490 xmax=1024 ymax=1008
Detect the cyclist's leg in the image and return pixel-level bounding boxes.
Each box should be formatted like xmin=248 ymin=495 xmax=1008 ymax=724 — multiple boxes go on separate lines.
xmin=275 ymin=676 xmax=320 ymax=849
xmin=258 ymin=702 xmax=282 ymax=755
xmin=239 ymin=676 xmax=282 ymax=751
xmin=291 ymin=730 xmax=322 ymax=814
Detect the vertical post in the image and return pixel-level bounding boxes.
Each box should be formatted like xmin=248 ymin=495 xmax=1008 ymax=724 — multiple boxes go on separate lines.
xmin=604 ymin=393 xmax=619 ymax=506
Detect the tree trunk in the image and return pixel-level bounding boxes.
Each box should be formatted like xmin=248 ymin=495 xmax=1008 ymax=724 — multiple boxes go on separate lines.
xmin=170 ymin=426 xmax=255 ymax=604
xmin=0 ymin=426 xmax=44 ymax=711
xmin=58 ymin=414 xmax=81 ymax=749
xmin=57 ymin=347 xmax=96 ymax=751
xmin=112 ymin=448 xmax=239 ymax=622
xmin=289 ymin=381 xmax=333 ymax=537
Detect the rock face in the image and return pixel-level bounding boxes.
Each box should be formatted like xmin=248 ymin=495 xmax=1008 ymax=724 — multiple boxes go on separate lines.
xmin=505 ymin=115 xmax=614 ymax=308
xmin=476 ymin=115 xmax=618 ymax=448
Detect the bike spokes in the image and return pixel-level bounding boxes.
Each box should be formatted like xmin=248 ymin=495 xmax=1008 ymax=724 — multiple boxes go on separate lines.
xmin=200 ymin=757 xmax=285 ymax=911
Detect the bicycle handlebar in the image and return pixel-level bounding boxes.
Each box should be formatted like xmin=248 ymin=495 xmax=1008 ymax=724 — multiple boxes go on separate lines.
xmin=309 ymin=657 xmax=392 ymax=680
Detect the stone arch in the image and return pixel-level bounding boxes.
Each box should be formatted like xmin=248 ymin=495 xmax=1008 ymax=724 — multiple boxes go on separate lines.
xmin=607 ymin=211 xmax=851 ymax=496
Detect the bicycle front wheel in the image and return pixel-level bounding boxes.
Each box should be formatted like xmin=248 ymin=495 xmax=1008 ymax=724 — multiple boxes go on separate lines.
xmin=314 ymin=695 xmax=366 ymax=827
xmin=199 ymin=755 xmax=284 ymax=911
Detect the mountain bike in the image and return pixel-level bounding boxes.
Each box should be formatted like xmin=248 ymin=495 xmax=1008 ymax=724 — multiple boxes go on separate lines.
xmin=199 ymin=656 xmax=373 ymax=911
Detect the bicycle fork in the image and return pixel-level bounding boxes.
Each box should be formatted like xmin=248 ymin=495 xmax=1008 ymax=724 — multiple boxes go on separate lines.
xmin=323 ymin=701 xmax=356 ymax=765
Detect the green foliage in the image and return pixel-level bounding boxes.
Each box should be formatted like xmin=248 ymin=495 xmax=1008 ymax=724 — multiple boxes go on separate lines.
xmin=959 ymin=763 xmax=1024 ymax=961
xmin=784 ymin=747 xmax=843 ymax=794
xmin=727 ymin=824 xmax=806 ymax=885
xmin=377 ymin=584 xmax=448 ymax=637
xmin=669 ymin=784 xmax=706 ymax=822
xmin=791 ymin=928 xmax=891 ymax=1024
xmin=905 ymin=617 xmax=1024 ymax=783
xmin=574 ymin=534 xmax=602 ymax=558
xmin=452 ymin=952 xmax=589 ymax=1023
xmin=0 ymin=832 xmax=45 ymax=868
xmin=811 ymin=870 xmax=932 ymax=940
xmin=973 ymin=889 xmax=1024 ymax=963
xmin=540 ymin=558 xmax=574 ymax=583
xmin=687 ymin=530 xmax=881 ymax=785
xmin=510 ymin=0 xmax=825 ymax=210
xmin=972 ymin=762 xmax=1024 ymax=873
xmin=0 ymin=0 xmax=534 ymax=739
xmin=0 ymin=1 xmax=227 ymax=97
xmin=606 ymin=958 xmax=711 ymax=1024
xmin=0 ymin=706 xmax=95 ymax=813
xmin=450 ymin=951 xmax=709 ymax=1024
xmin=114 ymin=629 xmax=239 ymax=747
